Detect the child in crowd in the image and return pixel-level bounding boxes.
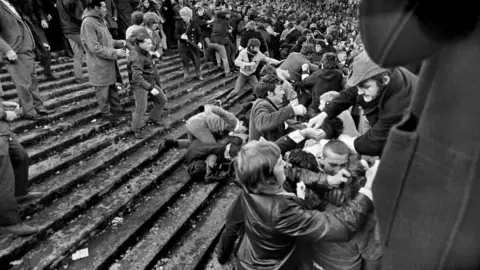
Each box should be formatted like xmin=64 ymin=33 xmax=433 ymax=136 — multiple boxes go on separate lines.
xmin=128 ymin=29 xmax=168 ymax=139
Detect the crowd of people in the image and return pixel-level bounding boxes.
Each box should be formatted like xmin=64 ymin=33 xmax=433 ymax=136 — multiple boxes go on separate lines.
xmin=2 ymin=0 xmax=475 ymax=269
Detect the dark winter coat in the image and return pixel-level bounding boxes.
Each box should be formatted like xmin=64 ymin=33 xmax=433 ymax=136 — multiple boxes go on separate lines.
xmin=0 ymin=1 xmax=35 ymax=59
xmin=296 ymin=68 xmax=344 ymax=114
xmin=210 ymin=16 xmax=229 ymax=45
xmin=174 ymin=19 xmax=203 ymax=52
xmin=240 ymin=29 xmax=268 ymax=53
xmin=324 ymin=67 xmax=416 ymax=156
xmin=248 ymin=98 xmax=295 ymax=142
xmin=80 ymin=9 xmax=124 ymax=86
xmin=359 ymin=1 xmax=480 ymax=269
xmin=56 ymin=0 xmax=84 ymax=36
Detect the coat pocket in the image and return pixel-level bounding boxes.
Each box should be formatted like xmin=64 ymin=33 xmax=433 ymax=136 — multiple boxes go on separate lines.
xmin=372 ymin=112 xmax=419 ymax=246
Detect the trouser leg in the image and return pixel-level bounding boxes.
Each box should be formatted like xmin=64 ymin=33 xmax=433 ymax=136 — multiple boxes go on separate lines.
xmin=8 ymin=136 xmax=29 ymax=197
xmin=67 ymin=36 xmax=84 ymax=80
xmin=131 ymin=88 xmax=148 ymax=132
xmin=148 ymin=89 xmax=167 ymax=122
xmin=0 ymin=137 xmax=21 ymax=226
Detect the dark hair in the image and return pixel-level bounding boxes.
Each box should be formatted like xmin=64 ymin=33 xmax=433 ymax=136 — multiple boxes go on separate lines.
xmin=254 ymin=81 xmax=276 ymax=98
xmin=321 ymin=52 xmax=338 ymax=69
xmin=188 ymin=160 xmax=207 ymax=180
xmin=259 ymin=64 xmax=277 ymax=78
xmin=320 ymin=117 xmax=344 ymax=139
xmin=342 ymin=161 xmax=367 ymax=201
xmin=247 ymin=38 xmax=261 ymax=48
xmin=300 ymin=43 xmax=315 ymax=55
xmin=323 ymin=139 xmax=350 ymax=156
xmin=296 ymin=36 xmax=307 ymax=45
xmin=131 ymin=11 xmax=144 ymax=25
xmin=86 ymin=0 xmax=103 ymax=9
xmin=369 ymin=70 xmax=393 ymax=87
xmin=286 ymin=149 xmax=320 ymax=173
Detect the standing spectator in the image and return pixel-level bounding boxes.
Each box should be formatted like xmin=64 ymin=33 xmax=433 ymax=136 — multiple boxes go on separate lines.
xmin=175 ymin=6 xmax=204 ymax=80
xmin=125 ymin=11 xmax=144 ymax=39
xmin=207 ymin=11 xmax=232 ymax=77
xmin=0 ymin=0 xmax=52 ymax=120
xmin=104 ymin=0 xmax=118 ymax=38
xmin=115 ymin=0 xmax=134 ymax=39
xmin=57 ymin=0 xmax=86 ymax=84
xmin=240 ymin=21 xmax=267 ymax=54
xmin=14 ymin=0 xmax=59 ymax=81
xmin=81 ymin=0 xmax=130 ymax=120
xmin=128 ymin=29 xmax=167 ymax=139
xmin=137 ymin=0 xmax=167 ymax=51
xmin=0 ymin=100 xmax=43 ymax=235
xmin=225 ymin=38 xmax=279 ymax=101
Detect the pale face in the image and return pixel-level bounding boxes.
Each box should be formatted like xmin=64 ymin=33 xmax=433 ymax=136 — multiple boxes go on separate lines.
xmin=181 ymin=14 xmax=190 ymax=22
xmin=315 ymin=44 xmax=322 ymax=53
xmin=98 ymin=1 xmax=107 ymax=18
xmin=357 ymin=79 xmax=382 ymax=103
xmin=268 ymin=84 xmax=285 ymax=105
xmin=143 ymin=0 xmax=150 ymax=8
xmin=322 ymin=149 xmax=349 ymax=175
xmin=140 ymin=38 xmax=154 ymax=52
xmin=273 ymin=156 xmax=287 ymax=186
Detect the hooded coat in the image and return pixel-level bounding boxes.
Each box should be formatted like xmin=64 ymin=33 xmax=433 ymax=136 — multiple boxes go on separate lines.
xmin=80 ymin=8 xmax=124 ymax=86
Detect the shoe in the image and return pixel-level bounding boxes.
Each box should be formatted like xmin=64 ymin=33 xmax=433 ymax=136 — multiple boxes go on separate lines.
xmin=204 ymin=169 xmax=228 ymax=183
xmin=36 ymin=106 xmax=55 ymax=115
xmin=112 ymin=109 xmax=131 ymax=116
xmin=0 ymin=222 xmax=39 ymax=236
xmin=147 ymin=118 xmax=165 ymax=126
xmin=44 ymin=72 xmax=59 ymax=81
xmin=197 ymin=75 xmax=204 ymax=81
xmin=23 ymin=114 xmax=44 ymax=121
xmin=16 ymin=191 xmax=45 ymax=203
xmin=75 ymin=78 xmax=87 ymax=84
xmin=224 ymin=72 xmax=233 ymax=77
xmin=158 ymin=138 xmax=177 ymax=153
xmin=183 ymin=72 xmax=189 ymax=79
xmin=133 ymin=131 xmax=144 ymax=139
xmin=102 ymin=113 xmax=122 ymax=121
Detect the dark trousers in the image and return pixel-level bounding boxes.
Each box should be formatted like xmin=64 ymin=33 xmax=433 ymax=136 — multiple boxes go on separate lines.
xmin=0 ymin=135 xmax=29 ymax=226
xmin=94 ymin=84 xmax=124 ymax=115
xmin=179 ymin=47 xmax=201 ymax=74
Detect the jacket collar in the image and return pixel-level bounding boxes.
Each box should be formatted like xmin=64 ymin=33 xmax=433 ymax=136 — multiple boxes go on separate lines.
xmin=360 ymin=67 xmax=403 ymax=114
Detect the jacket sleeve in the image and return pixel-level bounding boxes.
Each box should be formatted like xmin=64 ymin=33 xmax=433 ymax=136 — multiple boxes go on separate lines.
xmin=275 ymin=193 xmax=373 ymax=242
xmin=210 ymin=106 xmax=238 ymax=131
xmin=323 ymin=86 xmax=358 ymax=118
xmin=353 ymin=106 xmax=404 ymax=156
xmin=130 ymin=57 xmax=153 ymax=91
xmin=81 ymin=22 xmax=118 ymax=60
xmin=0 ymin=36 xmax=13 ymax=55
xmin=111 ymin=0 xmax=117 ymax=18
xmin=216 ymin=193 xmax=244 ymax=264
xmin=0 ymin=99 xmax=6 ymax=120
xmin=253 ymin=102 xmax=295 ymax=134
xmin=234 ymin=51 xmax=248 ymax=68
xmin=174 ymin=21 xmax=183 ymax=41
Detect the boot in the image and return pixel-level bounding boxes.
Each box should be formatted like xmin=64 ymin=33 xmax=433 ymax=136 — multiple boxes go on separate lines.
xmin=0 ymin=222 xmax=39 ymax=236
xmin=16 ymin=191 xmax=45 ymax=203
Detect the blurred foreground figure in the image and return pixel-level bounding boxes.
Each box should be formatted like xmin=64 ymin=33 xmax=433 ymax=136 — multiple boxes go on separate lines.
xmin=359 ymin=0 xmax=480 ymax=269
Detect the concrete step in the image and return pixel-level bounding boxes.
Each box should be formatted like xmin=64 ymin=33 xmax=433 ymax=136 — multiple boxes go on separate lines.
xmin=67 ymin=168 xmax=220 ymax=270
xmin=153 ymin=184 xmax=240 ymax=270
xmin=0 ymin=79 xmax=244 ymax=268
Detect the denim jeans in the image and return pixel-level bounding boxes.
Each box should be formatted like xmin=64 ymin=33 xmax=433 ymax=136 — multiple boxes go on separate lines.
xmin=131 ymin=87 xmax=167 ymax=132
xmin=207 ymin=42 xmax=230 ymax=74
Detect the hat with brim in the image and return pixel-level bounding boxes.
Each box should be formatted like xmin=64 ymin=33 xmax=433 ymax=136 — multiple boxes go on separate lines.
xmin=347 ymin=51 xmax=388 ymax=87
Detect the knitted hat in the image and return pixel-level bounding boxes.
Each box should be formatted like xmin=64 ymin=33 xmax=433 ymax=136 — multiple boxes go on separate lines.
xmin=347 ymin=51 xmax=388 ymax=87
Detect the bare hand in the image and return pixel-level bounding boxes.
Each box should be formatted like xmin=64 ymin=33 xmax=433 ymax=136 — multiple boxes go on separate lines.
xmin=307 ymin=112 xmax=327 ymax=129
xmin=203 ymin=104 xmax=213 ymax=114
xmin=302 ymin=128 xmax=326 ymax=141
xmin=292 ymin=104 xmax=307 ymax=116
xmin=301 ymin=63 xmax=309 ymax=71
xmin=116 ymin=49 xmax=127 ymax=57
xmin=181 ymin=33 xmax=188 ymax=40
xmin=327 ymin=189 xmax=345 ymax=206
xmin=47 ymin=14 xmax=52 ymax=21
xmin=43 ymin=43 xmax=51 ymax=51
xmin=327 ymin=169 xmax=351 ymax=188
xmin=150 ymin=88 xmax=160 ymax=95
xmin=296 ymin=181 xmax=306 ymax=199
xmin=5 ymin=50 xmax=18 ymax=61
xmin=364 ymin=160 xmax=380 ymax=190
xmin=113 ymin=17 xmax=117 ymax=21
xmin=5 ymin=111 xmax=18 ymax=121
xmin=41 ymin=20 xmax=49 ymax=28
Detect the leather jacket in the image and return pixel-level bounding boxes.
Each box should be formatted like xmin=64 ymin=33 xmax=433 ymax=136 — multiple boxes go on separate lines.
xmin=216 ymin=189 xmax=373 ymax=270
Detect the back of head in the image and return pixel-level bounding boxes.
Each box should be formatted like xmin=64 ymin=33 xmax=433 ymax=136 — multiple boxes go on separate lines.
xmin=321 ymin=52 xmax=338 ymax=69
xmin=320 ymin=117 xmax=344 ymax=139
xmin=234 ymin=140 xmax=281 ymax=193
xmin=323 ymin=139 xmax=349 ymax=157
xmin=247 ymin=38 xmax=261 ymax=48
xmin=259 ymin=64 xmax=277 ymax=78
xmin=286 ymin=149 xmax=320 ymax=173
xmin=254 ymin=79 xmax=278 ymax=99
xmin=131 ymin=11 xmax=144 ymax=25
xmin=300 ymin=43 xmax=315 ymax=55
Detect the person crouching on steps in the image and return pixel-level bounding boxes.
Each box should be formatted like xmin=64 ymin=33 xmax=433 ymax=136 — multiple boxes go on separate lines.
xmin=128 ymin=29 xmax=168 ymax=139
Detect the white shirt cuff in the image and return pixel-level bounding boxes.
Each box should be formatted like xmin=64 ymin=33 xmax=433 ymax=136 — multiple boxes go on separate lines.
xmin=287 ymin=130 xmax=305 ymax=143
xmin=359 ymin=188 xmax=373 ymax=201
xmin=233 ymin=119 xmax=241 ymax=132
